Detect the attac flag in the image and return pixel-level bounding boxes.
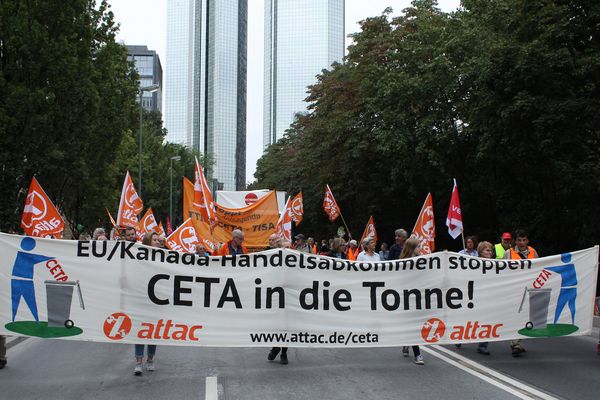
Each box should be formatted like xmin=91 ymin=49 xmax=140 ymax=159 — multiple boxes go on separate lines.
xmin=291 ymin=192 xmax=304 ymax=224
xmin=157 ymin=222 xmax=166 ymax=237
xmin=411 ymin=193 xmax=435 ymax=255
xmin=21 ymin=177 xmax=65 ymax=238
xmin=359 ymin=216 xmax=378 ymax=247
xmin=446 ymin=179 xmax=463 ymax=240
xmin=116 ymin=171 xmax=143 ymax=227
xmin=165 ymin=218 xmax=200 ymax=253
xmin=323 ymin=184 xmax=340 ymax=222
xmin=275 ymin=196 xmax=293 ymax=241
xmin=139 ymin=208 xmax=159 ymax=234
xmin=193 ymin=157 xmax=218 ymax=232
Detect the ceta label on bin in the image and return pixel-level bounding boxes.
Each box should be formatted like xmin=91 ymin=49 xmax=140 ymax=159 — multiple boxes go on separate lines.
xmin=45 ymin=259 xmax=69 ymax=282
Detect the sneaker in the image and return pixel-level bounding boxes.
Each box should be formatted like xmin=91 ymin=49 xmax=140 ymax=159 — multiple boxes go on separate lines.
xmin=414 ymin=355 xmax=424 ymax=365
xmin=146 ymin=359 xmax=155 ymax=372
xmin=268 ymin=348 xmax=280 ymax=361
xmin=134 ymin=363 xmax=143 ymax=376
xmin=280 ymin=353 xmax=288 ymax=365
xmin=477 ymin=346 xmax=490 ymax=355
xmin=402 ymin=346 xmax=409 ymax=357
xmin=511 ymin=345 xmax=525 ymax=357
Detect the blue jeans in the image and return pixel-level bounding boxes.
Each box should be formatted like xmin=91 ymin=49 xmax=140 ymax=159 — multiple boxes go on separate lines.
xmin=134 ymin=344 xmax=157 ymax=359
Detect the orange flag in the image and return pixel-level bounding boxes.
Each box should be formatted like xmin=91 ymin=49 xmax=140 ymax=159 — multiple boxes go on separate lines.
xmin=359 ymin=216 xmax=378 ymax=247
xmin=291 ymin=192 xmax=303 ymax=224
xmin=138 ymin=208 xmax=159 ymax=234
xmin=323 ymin=184 xmax=340 ymax=222
xmin=117 ymin=171 xmax=143 ymax=227
xmin=165 ymin=218 xmax=200 ymax=253
xmin=275 ymin=196 xmax=293 ymax=241
xmin=193 ymin=157 xmax=217 ymax=232
xmin=157 ymin=222 xmax=166 ymax=237
xmin=411 ymin=193 xmax=435 ymax=254
xmin=21 ymin=177 xmax=65 ymax=238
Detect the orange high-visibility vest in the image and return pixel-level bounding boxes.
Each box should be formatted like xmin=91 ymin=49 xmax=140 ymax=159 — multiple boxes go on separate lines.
xmin=347 ymin=247 xmax=358 ymax=261
xmin=509 ymin=246 xmax=536 ymax=259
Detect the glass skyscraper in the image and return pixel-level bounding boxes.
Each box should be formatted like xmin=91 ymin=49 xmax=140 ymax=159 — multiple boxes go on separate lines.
xmin=166 ymin=0 xmax=247 ymax=190
xmin=264 ymin=0 xmax=345 ymax=148
xmin=127 ymin=45 xmax=163 ymax=112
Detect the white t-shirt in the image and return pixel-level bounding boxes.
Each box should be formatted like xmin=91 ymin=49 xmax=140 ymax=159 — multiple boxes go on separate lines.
xmin=356 ymin=251 xmax=381 ymax=262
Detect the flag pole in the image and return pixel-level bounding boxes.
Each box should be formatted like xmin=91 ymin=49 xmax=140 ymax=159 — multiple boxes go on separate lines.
xmin=338 ymin=211 xmax=353 ymax=240
xmin=461 ymin=231 xmax=466 ymax=251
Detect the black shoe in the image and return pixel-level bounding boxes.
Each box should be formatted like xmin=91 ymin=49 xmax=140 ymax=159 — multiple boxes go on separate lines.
xmin=511 ymin=346 xmax=525 ymax=357
xmin=280 ymin=353 xmax=288 ymax=365
xmin=455 ymin=344 xmax=462 ymax=348
xmin=268 ymin=348 xmax=280 ymax=361
xmin=477 ymin=347 xmax=490 ymax=355
xmin=0 ymin=359 xmax=6 ymax=370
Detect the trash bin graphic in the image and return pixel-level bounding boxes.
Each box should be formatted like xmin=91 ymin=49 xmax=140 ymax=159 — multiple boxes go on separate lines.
xmin=44 ymin=280 xmax=85 ymax=329
xmin=518 ymin=287 xmax=552 ymax=330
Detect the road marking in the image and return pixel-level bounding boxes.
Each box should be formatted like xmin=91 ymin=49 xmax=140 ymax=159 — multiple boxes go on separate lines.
xmin=422 ymin=345 xmax=559 ymax=400
xmin=205 ymin=376 xmax=218 ymax=400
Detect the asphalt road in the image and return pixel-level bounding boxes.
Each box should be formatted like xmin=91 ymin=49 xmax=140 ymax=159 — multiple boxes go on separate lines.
xmin=2 ymin=330 xmax=599 ymax=400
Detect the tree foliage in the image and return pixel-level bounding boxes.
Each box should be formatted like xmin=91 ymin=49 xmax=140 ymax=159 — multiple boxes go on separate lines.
xmin=252 ymin=0 xmax=600 ymax=254
xmin=0 ymin=0 xmax=201 ymax=236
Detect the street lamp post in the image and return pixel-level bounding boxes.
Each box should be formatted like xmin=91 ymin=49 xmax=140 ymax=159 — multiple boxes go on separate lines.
xmin=169 ymin=156 xmax=181 ymax=226
xmin=138 ymin=84 xmax=160 ymax=197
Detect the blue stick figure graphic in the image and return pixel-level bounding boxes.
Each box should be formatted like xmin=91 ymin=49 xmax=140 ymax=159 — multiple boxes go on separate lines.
xmin=11 ymin=237 xmax=54 ymax=322
xmin=545 ymin=253 xmax=578 ymax=324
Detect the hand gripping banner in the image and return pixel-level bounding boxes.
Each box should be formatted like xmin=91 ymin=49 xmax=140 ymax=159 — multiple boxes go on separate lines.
xmin=0 ymin=233 xmax=597 ymax=348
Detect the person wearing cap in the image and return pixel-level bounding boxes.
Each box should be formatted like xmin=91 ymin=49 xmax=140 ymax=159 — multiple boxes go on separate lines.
xmin=294 ymin=234 xmax=312 ymax=253
xmin=346 ymin=239 xmax=359 ymax=261
xmin=494 ymin=232 xmax=513 ymax=259
xmin=215 ymin=229 xmax=248 ymax=256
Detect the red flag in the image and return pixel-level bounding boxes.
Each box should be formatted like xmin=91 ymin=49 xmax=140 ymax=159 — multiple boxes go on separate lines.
xmin=139 ymin=208 xmax=160 ymax=234
xmin=21 ymin=177 xmax=65 ymax=238
xmin=290 ymin=192 xmax=303 ymax=224
xmin=446 ymin=179 xmax=463 ymax=239
xmin=323 ymin=184 xmax=340 ymax=222
xmin=411 ymin=193 xmax=435 ymax=254
xmin=193 ymin=157 xmax=217 ymax=232
xmin=359 ymin=216 xmax=378 ymax=247
xmin=166 ymin=216 xmax=173 ymax=235
xmin=116 ymin=171 xmax=143 ymax=227
xmin=166 ymin=218 xmax=200 ymax=253
xmin=275 ymin=196 xmax=293 ymax=241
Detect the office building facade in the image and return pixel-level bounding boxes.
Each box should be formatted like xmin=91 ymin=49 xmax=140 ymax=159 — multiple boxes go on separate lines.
xmin=166 ymin=0 xmax=247 ymax=190
xmin=264 ymin=0 xmax=345 ymax=148
xmin=127 ymin=45 xmax=163 ymax=112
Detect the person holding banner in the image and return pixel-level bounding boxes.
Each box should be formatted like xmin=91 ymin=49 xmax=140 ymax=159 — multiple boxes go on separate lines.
xmin=459 ymin=236 xmax=479 ymax=257
xmin=356 ymin=237 xmax=381 ymax=262
xmin=346 ymin=240 xmax=359 ymax=261
xmin=267 ymin=234 xmax=289 ymax=364
xmin=134 ymin=232 xmax=160 ymax=375
xmin=475 ymin=241 xmax=494 ymax=355
xmin=504 ymin=229 xmax=538 ymax=356
xmin=215 ymin=229 xmax=247 ymax=256
xmin=400 ymin=238 xmax=425 ymax=365
xmin=327 ymin=238 xmax=347 ymax=259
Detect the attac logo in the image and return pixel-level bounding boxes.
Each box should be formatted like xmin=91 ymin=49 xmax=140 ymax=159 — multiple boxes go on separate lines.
xmin=22 ymin=191 xmax=47 ymax=228
xmin=244 ymin=193 xmax=259 ymax=205
xmin=166 ymin=218 xmax=200 ymax=253
xmin=421 ymin=318 xmax=446 ymax=343
xmin=104 ymin=312 xmax=133 ymax=340
xmin=421 ymin=318 xmax=503 ymax=343
xmin=124 ymin=183 xmax=143 ymax=213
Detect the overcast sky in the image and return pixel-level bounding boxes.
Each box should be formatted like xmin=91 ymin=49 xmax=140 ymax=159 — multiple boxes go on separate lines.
xmin=109 ymin=0 xmax=460 ymax=183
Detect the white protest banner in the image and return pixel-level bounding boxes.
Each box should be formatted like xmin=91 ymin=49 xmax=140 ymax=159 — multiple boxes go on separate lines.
xmin=0 ymin=233 xmax=597 ymax=347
